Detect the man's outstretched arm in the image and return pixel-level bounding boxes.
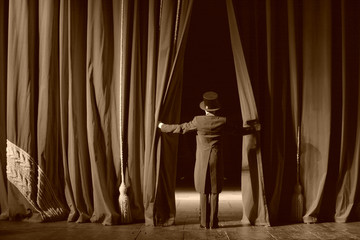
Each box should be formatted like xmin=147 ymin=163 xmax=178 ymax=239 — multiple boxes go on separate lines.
xmin=225 ymin=119 xmax=261 ymax=135
xmin=158 ymin=117 xmax=198 ymax=134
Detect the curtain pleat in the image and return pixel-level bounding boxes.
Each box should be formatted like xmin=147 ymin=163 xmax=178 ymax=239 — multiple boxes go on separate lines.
xmin=285 ymin=0 xmax=303 ymax=223
xmin=123 ymin=0 xmax=145 ymax=221
xmin=59 ymin=0 xmax=75 ymax=222
xmin=149 ymin=0 xmax=180 ymax=226
xmin=226 ymin=0 xmax=270 ymax=226
xmin=142 ymin=0 xmax=159 ymax=224
xmin=0 ymin=0 xmax=8 ymax=221
xmin=61 ymin=0 xmax=95 ymax=223
xmin=37 ymin=0 xmax=69 ymax=221
xmin=7 ymin=0 xmax=41 ymax=221
xmin=264 ymin=0 xmax=291 ymax=224
xmin=335 ymin=0 xmax=360 ymax=223
xmin=142 ymin=0 xmax=193 ymax=226
xmin=301 ymin=0 xmax=332 ymax=224
xmin=86 ymin=0 xmax=120 ymax=225
xmin=155 ymin=0 xmax=193 ymax=226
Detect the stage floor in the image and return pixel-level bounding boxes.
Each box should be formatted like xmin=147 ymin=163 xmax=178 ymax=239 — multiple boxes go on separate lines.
xmin=1 ymin=187 xmax=360 ymax=240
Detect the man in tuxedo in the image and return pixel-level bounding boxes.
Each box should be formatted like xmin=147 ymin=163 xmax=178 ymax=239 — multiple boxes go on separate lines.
xmin=158 ymin=91 xmax=259 ymax=229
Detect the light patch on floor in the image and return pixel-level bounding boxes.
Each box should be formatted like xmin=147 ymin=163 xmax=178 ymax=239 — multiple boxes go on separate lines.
xmin=175 ymin=189 xmax=242 ymax=201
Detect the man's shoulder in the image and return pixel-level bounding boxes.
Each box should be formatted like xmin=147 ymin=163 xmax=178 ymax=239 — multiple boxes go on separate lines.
xmin=195 ymin=115 xmax=226 ymax=123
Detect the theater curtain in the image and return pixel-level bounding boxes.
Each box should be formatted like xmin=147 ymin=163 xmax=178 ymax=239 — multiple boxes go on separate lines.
xmin=0 ymin=0 xmax=193 ymax=226
xmin=129 ymin=0 xmax=194 ymax=226
xmin=1 ymin=0 xmax=360 ymax=227
xmin=2 ymin=0 xmax=121 ymax=224
xmin=0 ymin=0 xmax=8 ymax=221
xmin=230 ymin=0 xmax=360 ymax=224
xmin=226 ymin=0 xmax=270 ymax=226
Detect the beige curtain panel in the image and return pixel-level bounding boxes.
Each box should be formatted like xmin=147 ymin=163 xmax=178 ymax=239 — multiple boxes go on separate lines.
xmin=1 ymin=0 xmax=360 ymax=226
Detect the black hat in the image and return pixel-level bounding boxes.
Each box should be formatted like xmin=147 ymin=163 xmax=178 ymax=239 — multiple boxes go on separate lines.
xmin=199 ymin=91 xmax=221 ymax=111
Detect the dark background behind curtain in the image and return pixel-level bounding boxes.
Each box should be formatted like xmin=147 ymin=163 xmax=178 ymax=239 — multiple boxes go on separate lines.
xmin=178 ymin=0 xmax=242 ymax=187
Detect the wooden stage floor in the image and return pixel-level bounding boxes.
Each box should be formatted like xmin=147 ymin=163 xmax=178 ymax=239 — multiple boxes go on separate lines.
xmin=1 ymin=187 xmax=360 ymax=240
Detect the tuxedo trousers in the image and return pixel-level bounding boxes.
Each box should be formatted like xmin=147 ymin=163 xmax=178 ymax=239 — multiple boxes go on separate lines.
xmin=199 ymin=163 xmax=219 ymax=228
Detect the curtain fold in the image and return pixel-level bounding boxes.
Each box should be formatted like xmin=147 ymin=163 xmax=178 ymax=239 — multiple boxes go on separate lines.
xmin=142 ymin=0 xmax=193 ymax=226
xmin=37 ymin=0 xmax=69 ymax=221
xmin=335 ymin=0 xmax=360 ymax=223
xmin=60 ymin=0 xmax=94 ymax=223
xmin=155 ymin=1 xmax=193 ymax=226
xmin=262 ymin=0 xmax=299 ymax=224
xmin=0 ymin=0 xmax=8 ymax=221
xmin=123 ymin=0 xmax=145 ymax=222
xmin=226 ymin=0 xmax=270 ymax=226
xmin=86 ymin=0 xmax=120 ymax=225
xmin=301 ymin=0 xmax=332 ymax=224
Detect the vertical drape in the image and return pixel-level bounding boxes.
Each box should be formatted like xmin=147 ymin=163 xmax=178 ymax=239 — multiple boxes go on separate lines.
xmin=141 ymin=0 xmax=193 ymax=226
xmin=86 ymin=0 xmax=120 ymax=224
xmin=60 ymin=0 xmax=95 ymax=223
xmin=226 ymin=0 xmax=270 ymax=226
xmin=59 ymin=0 xmax=125 ymax=225
xmin=0 ymin=0 xmax=8 ymax=220
xmin=6 ymin=0 xmax=68 ymax=222
xmin=261 ymin=0 xmax=298 ymax=224
xmin=37 ymin=0 xmax=69 ymax=221
xmin=121 ymin=0 xmax=145 ymax=221
xmin=287 ymin=0 xmax=303 ymax=223
xmin=301 ymin=0 xmax=332 ymax=224
xmin=263 ymin=0 xmax=290 ymax=224
xmin=335 ymin=0 xmax=360 ymax=223
xmin=120 ymin=1 xmax=193 ymax=225
xmin=142 ymin=0 xmax=160 ymax=225
xmin=229 ymin=0 xmax=360 ymax=225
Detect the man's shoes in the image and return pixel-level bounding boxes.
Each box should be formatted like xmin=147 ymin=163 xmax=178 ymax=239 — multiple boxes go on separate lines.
xmin=200 ymin=224 xmax=209 ymax=229
xmin=210 ymin=224 xmax=219 ymax=229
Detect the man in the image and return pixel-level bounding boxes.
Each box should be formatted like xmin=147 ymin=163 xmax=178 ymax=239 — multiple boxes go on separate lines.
xmin=158 ymin=91 xmax=259 ymax=229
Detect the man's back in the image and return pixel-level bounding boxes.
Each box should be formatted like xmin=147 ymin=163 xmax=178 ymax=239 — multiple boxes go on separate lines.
xmin=194 ymin=115 xmax=226 ymax=135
